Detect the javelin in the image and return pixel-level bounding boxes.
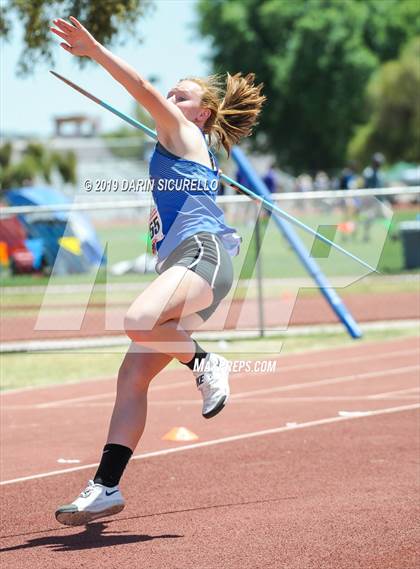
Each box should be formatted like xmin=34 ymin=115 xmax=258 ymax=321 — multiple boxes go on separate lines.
xmin=50 ymin=70 xmax=378 ymax=273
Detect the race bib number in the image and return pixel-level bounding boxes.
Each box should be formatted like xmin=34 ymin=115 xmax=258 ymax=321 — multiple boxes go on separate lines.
xmin=148 ymin=206 xmax=164 ymax=255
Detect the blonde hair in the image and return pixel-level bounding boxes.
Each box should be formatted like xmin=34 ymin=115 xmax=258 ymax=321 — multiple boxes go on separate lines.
xmin=185 ymin=72 xmax=266 ymax=155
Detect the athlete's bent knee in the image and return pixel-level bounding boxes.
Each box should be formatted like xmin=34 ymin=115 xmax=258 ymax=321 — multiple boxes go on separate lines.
xmin=124 ymin=310 xmax=158 ymax=340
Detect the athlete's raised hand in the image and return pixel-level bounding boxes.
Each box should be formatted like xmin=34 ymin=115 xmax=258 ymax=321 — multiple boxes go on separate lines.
xmin=50 ymin=15 xmax=190 ymax=141
xmin=50 ymin=16 xmax=98 ymax=58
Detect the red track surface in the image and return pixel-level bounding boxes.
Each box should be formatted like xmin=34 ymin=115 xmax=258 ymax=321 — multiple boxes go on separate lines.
xmin=1 ymin=290 xmax=419 ymax=342
xmin=1 ymin=336 xmax=419 ymax=568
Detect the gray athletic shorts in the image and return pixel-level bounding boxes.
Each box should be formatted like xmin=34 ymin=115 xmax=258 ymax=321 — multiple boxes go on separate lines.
xmin=156 ymin=232 xmax=234 ymax=321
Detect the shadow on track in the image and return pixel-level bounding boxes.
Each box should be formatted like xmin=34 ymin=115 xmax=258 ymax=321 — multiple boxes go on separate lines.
xmin=0 ymin=521 xmax=183 ymax=552
xmin=117 ymin=495 xmax=298 ymax=524
xmin=1 ymin=496 xmax=297 ymax=547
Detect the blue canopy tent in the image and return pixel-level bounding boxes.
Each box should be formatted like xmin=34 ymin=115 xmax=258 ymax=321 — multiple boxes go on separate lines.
xmin=6 ymin=186 xmax=104 ymax=274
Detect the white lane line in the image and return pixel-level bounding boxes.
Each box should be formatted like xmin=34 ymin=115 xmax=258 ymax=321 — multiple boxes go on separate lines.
xmin=37 ymin=383 xmax=420 ymax=408
xmin=4 ymin=394 xmax=420 ymax=411
xmin=2 ymin=363 xmax=419 ymax=411
xmin=66 ymin=388 xmax=420 ymax=407
xmin=7 ymin=392 xmax=418 ymax=409
xmin=367 ymin=386 xmax=420 ymax=399
xmin=231 ymin=365 xmax=420 ymax=400
xmin=4 ymin=347 xmax=418 ymax=410
xmin=148 ymin=394 xmax=420 ymax=405
xmin=2 ymin=342 xmax=418 ymax=398
xmin=1 ymin=403 xmax=418 ymax=486
xmin=228 ymin=395 xmax=420 ymax=404
xmin=34 ymin=379 xmax=193 ymax=409
xmin=0 ymin=375 xmax=115 ymax=395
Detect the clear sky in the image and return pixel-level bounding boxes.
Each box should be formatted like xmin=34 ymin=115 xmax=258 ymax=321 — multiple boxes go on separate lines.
xmin=1 ymin=0 xmax=210 ymax=137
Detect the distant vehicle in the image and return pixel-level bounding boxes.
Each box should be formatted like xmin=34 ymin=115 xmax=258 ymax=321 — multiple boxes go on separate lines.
xmin=382 ymin=163 xmax=420 ymax=205
xmin=385 ymin=162 xmax=420 ymax=187
xmin=0 ymin=214 xmax=41 ymax=274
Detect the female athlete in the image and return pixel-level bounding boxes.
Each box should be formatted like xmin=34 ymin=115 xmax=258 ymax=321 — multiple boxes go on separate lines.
xmin=50 ymin=16 xmax=265 ymax=526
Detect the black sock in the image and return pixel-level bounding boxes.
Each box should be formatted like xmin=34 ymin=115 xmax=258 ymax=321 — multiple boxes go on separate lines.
xmin=93 ymin=443 xmax=133 ymax=488
xmin=184 ymin=340 xmax=208 ymax=371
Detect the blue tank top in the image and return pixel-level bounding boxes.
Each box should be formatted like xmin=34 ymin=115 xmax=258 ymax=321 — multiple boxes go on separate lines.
xmin=148 ymin=138 xmax=241 ymax=264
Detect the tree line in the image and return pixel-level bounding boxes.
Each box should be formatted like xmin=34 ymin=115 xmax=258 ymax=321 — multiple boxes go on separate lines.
xmin=2 ymin=0 xmax=418 ymax=173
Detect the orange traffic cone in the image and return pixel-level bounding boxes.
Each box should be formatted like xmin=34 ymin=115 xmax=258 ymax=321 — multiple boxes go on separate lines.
xmin=162 ymin=427 xmax=199 ymax=442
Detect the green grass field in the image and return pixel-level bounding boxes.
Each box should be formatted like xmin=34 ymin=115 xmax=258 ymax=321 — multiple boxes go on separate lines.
xmin=0 ymin=208 xmax=418 ymax=290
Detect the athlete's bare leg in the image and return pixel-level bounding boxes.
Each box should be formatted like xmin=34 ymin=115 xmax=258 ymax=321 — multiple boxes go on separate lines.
xmin=123 ymin=265 xmax=213 ymax=364
xmin=106 ymin=313 xmax=204 ymax=450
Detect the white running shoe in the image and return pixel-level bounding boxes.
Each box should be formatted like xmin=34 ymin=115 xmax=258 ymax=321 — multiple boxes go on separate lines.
xmin=194 ymin=353 xmax=230 ymax=419
xmin=55 ymin=480 xmax=125 ymax=526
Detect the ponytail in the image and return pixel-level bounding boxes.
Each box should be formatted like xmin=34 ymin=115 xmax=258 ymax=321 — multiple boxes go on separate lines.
xmin=187 ymin=72 xmax=266 ymax=155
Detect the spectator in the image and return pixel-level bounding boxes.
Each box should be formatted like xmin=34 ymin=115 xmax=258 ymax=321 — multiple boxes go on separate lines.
xmin=363 ymin=152 xmax=385 ymax=189
xmin=314 ymin=171 xmax=332 ymax=212
xmin=295 ymin=174 xmax=313 ymax=193
xmin=314 ymin=171 xmax=330 ymax=191
xmin=360 ymin=153 xmax=390 ymax=241
xmin=262 ymin=162 xmax=279 ymax=193
xmin=294 ymin=174 xmax=313 ymax=211
xmin=339 ymin=162 xmax=358 ymax=190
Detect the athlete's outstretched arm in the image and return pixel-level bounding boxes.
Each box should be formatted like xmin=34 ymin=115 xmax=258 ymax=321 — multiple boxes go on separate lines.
xmin=50 ymin=16 xmax=187 ymax=139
